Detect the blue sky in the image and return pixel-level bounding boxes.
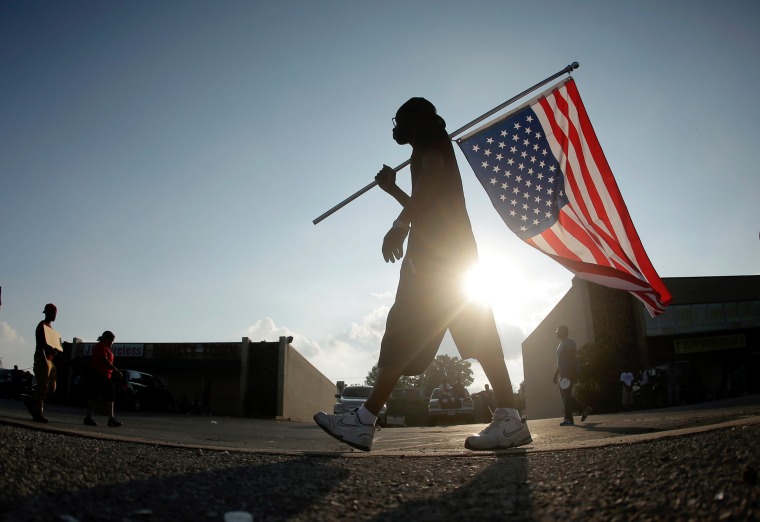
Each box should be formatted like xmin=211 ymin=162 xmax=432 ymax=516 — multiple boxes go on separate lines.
xmin=2 ymin=1 xmax=759 ymax=392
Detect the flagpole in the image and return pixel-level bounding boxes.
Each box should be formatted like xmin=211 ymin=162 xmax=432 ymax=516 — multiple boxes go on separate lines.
xmin=312 ymin=61 xmax=579 ymax=225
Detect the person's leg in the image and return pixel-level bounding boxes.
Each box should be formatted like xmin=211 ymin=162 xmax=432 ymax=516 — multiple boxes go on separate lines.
xmin=363 ymin=366 xmax=403 ymax=416
xmin=32 ymin=356 xmax=51 ymax=419
xmin=560 ymin=386 xmax=574 ymax=421
xmin=477 ymin=347 xmax=515 ymax=410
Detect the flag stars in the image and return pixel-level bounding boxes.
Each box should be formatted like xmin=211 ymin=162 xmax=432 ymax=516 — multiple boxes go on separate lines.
xmin=510 ymin=146 xmax=517 ymax=154
xmin=500 ymin=130 xmax=508 ymax=137
xmin=501 ymin=182 xmax=508 ymax=190
xmin=523 ymin=139 xmax=530 ymax=147
xmin=535 ymin=132 xmax=542 ymax=139
xmin=490 ymin=178 xmax=497 ymax=185
xmin=496 ymin=153 xmax=503 ymax=161
xmin=512 ymin=134 xmax=519 ymax=141
xmin=500 ymin=194 xmax=507 ymax=201
xmin=526 ymin=115 xmax=533 ymax=123
xmin=514 ymin=122 xmax=521 ymax=130
xmin=484 ymin=149 xmax=492 ymax=157
xmin=481 ymin=161 xmax=489 ymax=169
xmin=499 ymin=142 xmax=506 ymax=149
xmin=525 ymin=127 xmax=532 ymax=134
xmin=518 ymin=163 xmax=525 ymax=171
xmin=493 ymin=166 xmax=501 ymax=174
xmin=472 ymin=145 xmax=480 ymax=152
xmin=537 ymin=172 xmax=544 ymax=181
xmin=487 ymin=137 xmax=494 ymax=144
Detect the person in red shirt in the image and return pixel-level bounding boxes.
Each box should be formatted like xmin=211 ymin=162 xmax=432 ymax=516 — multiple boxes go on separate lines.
xmin=83 ymin=331 xmax=123 ymax=427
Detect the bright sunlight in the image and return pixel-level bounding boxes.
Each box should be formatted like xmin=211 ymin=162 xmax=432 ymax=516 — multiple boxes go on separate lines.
xmin=462 ymin=258 xmax=534 ymax=323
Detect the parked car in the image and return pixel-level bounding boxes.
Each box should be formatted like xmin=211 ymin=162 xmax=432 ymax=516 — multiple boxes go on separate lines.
xmin=115 ymin=370 xmax=175 ymax=412
xmin=333 ymin=385 xmax=387 ymax=426
xmin=427 ymin=387 xmax=476 ymax=425
xmin=0 ymin=368 xmax=34 ymax=399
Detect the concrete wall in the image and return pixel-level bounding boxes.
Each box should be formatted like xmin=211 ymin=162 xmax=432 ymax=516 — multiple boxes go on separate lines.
xmin=276 ymin=336 xmax=335 ymax=422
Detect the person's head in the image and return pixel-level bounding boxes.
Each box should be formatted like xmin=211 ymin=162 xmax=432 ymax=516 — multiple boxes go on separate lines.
xmin=556 ymin=325 xmax=569 ymax=339
xmin=484 ymin=384 xmax=490 ymax=390
xmin=392 ymin=97 xmax=447 ymax=146
xmin=43 ymin=303 xmax=57 ymax=321
xmin=100 ymin=330 xmax=115 ymax=345
xmin=13 ymin=365 xmax=18 ymax=370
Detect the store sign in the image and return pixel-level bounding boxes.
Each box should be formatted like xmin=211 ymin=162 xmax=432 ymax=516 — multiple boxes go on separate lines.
xmin=674 ymin=334 xmax=746 ymax=354
xmin=82 ymin=343 xmax=144 ymax=357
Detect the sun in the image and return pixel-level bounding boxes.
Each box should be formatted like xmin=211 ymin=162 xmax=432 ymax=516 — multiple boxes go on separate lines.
xmin=461 ymin=259 xmax=527 ymax=322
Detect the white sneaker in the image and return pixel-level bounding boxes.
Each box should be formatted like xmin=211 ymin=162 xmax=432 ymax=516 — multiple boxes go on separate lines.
xmin=464 ymin=408 xmax=532 ymax=451
xmin=313 ymin=411 xmax=375 ymax=451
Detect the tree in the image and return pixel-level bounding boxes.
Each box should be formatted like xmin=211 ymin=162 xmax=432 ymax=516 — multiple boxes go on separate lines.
xmin=364 ymin=366 xmax=418 ymax=388
xmin=365 ymin=354 xmax=474 ymax=395
xmin=576 ymin=335 xmax=629 ymax=413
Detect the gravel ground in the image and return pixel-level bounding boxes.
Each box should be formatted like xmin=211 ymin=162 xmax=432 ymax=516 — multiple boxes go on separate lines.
xmin=0 ymin=423 xmax=758 ymax=522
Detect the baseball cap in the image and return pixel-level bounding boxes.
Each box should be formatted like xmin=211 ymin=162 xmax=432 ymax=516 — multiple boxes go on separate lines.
xmin=43 ymin=303 xmax=57 ymax=313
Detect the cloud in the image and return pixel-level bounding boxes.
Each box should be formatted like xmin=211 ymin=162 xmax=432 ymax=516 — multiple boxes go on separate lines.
xmin=347 ymin=305 xmax=388 ymax=343
xmin=244 ymin=316 xmax=382 ymax=386
xmin=0 ymin=321 xmax=32 ymax=370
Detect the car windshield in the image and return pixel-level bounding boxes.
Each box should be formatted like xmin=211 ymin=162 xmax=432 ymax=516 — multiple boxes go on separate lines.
xmin=342 ymin=386 xmax=371 ymax=398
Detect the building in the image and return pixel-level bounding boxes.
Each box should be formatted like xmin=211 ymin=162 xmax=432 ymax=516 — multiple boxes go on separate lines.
xmin=522 ymin=275 xmax=760 ymax=420
xmin=57 ymin=336 xmax=335 ymax=422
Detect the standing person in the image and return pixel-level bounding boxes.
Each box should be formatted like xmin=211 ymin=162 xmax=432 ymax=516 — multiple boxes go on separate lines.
xmin=314 ymin=97 xmax=531 ymax=451
xmin=552 ymin=325 xmax=591 ymax=426
xmin=30 ymin=303 xmax=61 ymax=423
xmin=620 ymin=368 xmax=635 ymax=409
xmin=638 ymin=367 xmax=650 ymax=407
xmin=83 ymin=331 xmax=123 ymax=427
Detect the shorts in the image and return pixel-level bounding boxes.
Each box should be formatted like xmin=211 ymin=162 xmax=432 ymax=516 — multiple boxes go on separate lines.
xmin=86 ymin=369 xmax=115 ymax=402
xmin=378 ymin=259 xmax=504 ymax=376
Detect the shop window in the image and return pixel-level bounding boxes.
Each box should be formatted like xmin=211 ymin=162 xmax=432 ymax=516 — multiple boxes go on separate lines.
xmin=675 ymin=305 xmax=694 ymax=333
xmin=724 ymin=302 xmax=741 ymax=328
xmin=708 ymin=303 xmax=726 ymax=330
xmin=692 ymin=304 xmax=710 ymax=332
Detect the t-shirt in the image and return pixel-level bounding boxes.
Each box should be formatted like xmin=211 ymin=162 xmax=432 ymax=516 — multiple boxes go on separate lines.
xmin=35 ymin=321 xmax=56 ymax=360
xmin=620 ymin=372 xmax=634 ymax=387
xmin=405 ymin=140 xmax=478 ymax=276
xmin=91 ymin=342 xmax=115 ymax=379
xmin=556 ymin=338 xmax=578 ymax=379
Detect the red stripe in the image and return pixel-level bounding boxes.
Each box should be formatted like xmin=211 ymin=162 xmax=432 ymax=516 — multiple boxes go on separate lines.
xmin=531 ymin=81 xmax=672 ymax=312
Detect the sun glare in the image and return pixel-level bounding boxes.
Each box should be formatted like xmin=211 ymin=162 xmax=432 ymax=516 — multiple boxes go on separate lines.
xmin=462 ymin=260 xmax=529 ymax=322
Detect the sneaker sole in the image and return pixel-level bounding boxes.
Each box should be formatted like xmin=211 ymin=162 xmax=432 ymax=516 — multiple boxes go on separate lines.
xmin=313 ymin=414 xmax=372 ymax=452
xmin=464 ymin=435 xmax=533 ymax=451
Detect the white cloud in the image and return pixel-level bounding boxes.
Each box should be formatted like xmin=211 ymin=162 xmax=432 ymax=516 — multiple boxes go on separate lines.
xmin=0 ymin=321 xmax=32 ymax=370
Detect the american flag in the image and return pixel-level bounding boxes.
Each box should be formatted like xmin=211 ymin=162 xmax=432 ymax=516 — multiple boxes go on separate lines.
xmin=457 ymin=78 xmax=671 ymax=317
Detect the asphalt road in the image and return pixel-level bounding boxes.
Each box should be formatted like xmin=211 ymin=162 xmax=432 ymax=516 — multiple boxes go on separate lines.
xmin=1 ymin=396 xmax=759 ymax=521
xmin=1 ymin=396 xmax=759 ymax=455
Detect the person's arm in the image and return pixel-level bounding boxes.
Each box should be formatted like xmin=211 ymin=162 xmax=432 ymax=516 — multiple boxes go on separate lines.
xmin=377 ymin=151 xmax=443 ymax=263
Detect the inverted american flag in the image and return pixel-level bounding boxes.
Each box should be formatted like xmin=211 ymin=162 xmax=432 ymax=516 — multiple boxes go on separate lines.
xmin=457 ymin=78 xmax=671 ymax=317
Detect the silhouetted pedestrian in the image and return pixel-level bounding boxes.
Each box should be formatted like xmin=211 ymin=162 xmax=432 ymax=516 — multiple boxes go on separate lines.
xmin=314 ymin=97 xmax=531 ymax=451
xmin=83 ymin=331 xmax=123 ymax=427
xmin=552 ymin=325 xmax=591 ymax=425
xmin=30 ymin=303 xmax=61 ymax=422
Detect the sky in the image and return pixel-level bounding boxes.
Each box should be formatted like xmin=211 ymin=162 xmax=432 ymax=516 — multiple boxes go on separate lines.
xmin=2 ymin=1 xmax=759 ymax=393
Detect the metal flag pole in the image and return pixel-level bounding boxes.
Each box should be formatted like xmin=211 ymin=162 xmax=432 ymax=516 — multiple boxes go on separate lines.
xmin=312 ymin=61 xmax=579 ymax=225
